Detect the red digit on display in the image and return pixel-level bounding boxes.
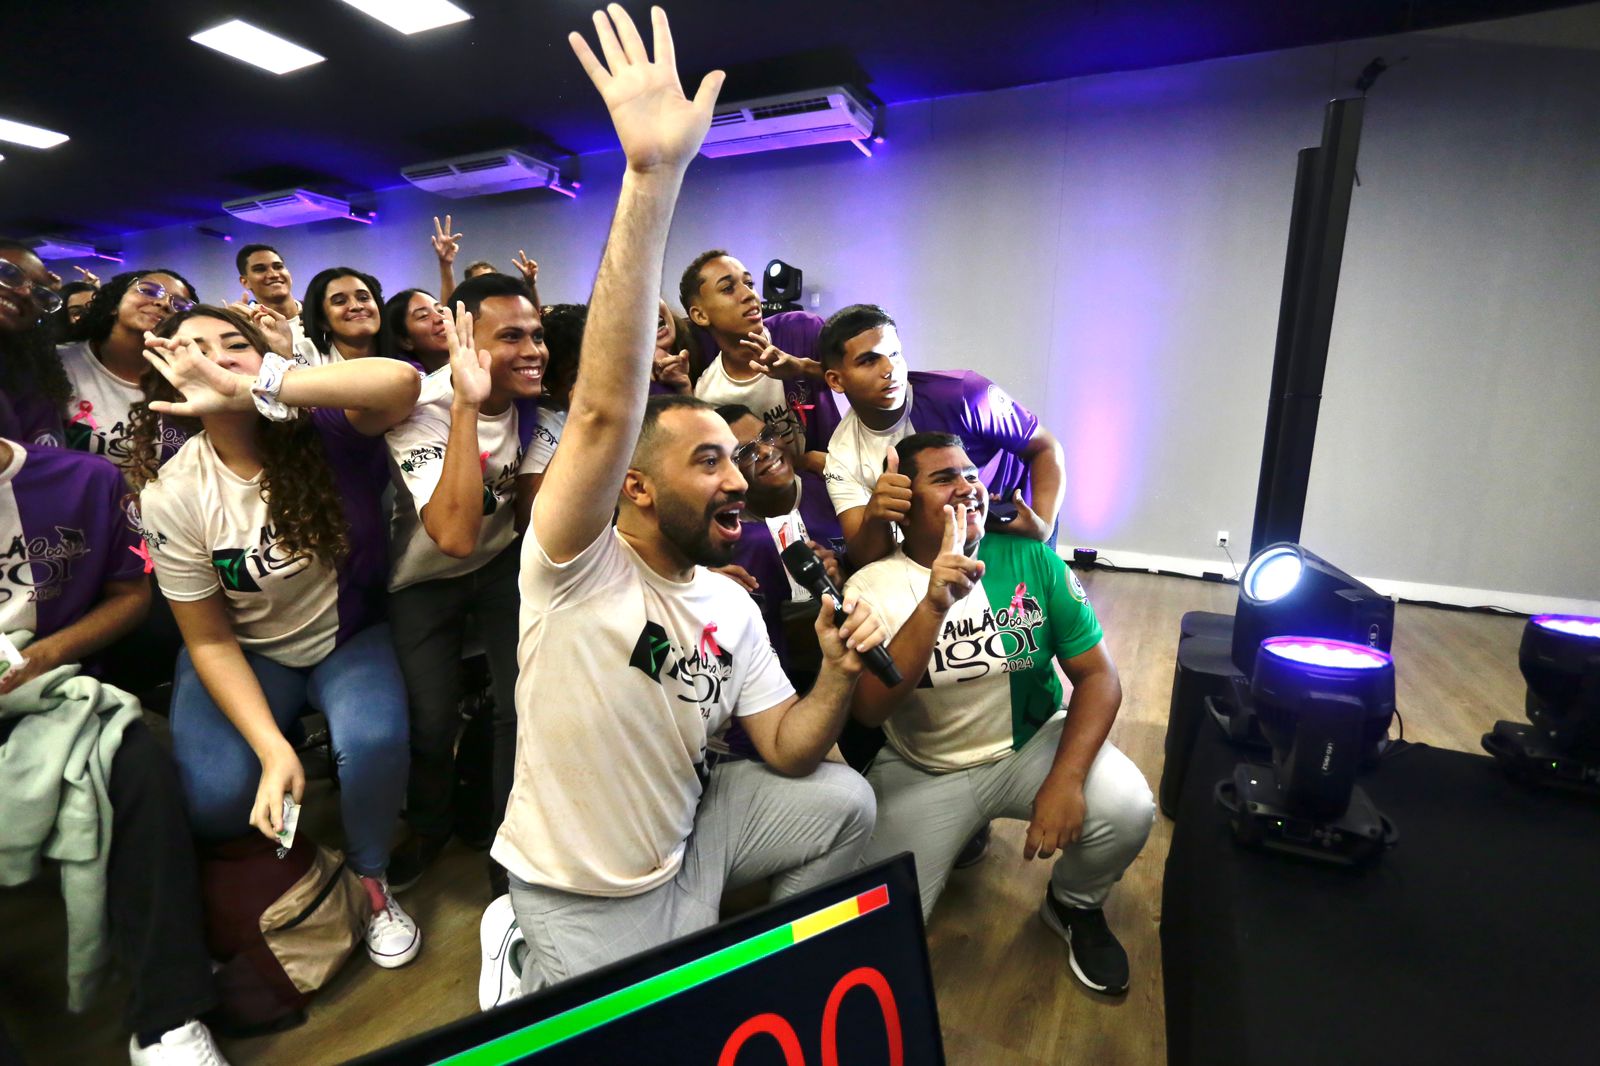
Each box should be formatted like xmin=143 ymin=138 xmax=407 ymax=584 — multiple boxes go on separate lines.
xmin=717 ymin=1012 xmax=806 ymax=1066
xmin=820 ymin=966 xmax=904 ymax=1066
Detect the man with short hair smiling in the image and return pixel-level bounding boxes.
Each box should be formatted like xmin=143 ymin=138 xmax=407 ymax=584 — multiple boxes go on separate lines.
xmin=680 ymin=249 xmax=839 ymax=476
xmin=383 ymin=271 xmax=548 ymax=895
xmin=845 ymin=432 xmax=1153 ymax=996
xmin=235 ymin=243 xmax=305 ymax=351
xmin=493 ymin=6 xmax=884 ymax=994
xmin=819 ymin=303 xmax=1066 ymax=567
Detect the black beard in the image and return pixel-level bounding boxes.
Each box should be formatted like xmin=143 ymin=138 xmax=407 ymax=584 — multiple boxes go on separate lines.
xmin=656 ymin=489 xmax=743 ymax=567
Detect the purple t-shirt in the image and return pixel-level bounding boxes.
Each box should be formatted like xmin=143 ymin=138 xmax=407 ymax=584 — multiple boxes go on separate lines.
xmin=691 ymin=311 xmax=841 ymax=455
xmin=823 ymin=369 xmax=1041 ymax=517
xmin=0 ymin=388 xmax=66 ymax=448
xmin=0 ymin=442 xmax=142 ymax=640
xmin=313 ymin=408 xmax=391 ymax=647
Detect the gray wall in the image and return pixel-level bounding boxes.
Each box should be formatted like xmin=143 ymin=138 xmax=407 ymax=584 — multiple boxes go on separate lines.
xmin=76 ymin=5 xmax=1600 ymax=602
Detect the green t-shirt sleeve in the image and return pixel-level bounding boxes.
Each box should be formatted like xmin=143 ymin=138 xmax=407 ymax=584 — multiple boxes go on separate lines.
xmin=1039 ymin=542 xmax=1104 ymax=661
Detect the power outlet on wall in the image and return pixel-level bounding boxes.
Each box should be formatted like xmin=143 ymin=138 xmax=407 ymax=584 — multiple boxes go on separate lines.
xmin=1216 ymin=530 xmax=1230 ymax=548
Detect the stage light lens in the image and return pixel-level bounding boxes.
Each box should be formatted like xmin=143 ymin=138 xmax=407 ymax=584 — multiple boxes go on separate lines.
xmin=1244 ymin=547 xmax=1302 ymax=602
xmin=1532 ymin=615 xmax=1600 ymax=640
xmin=1261 ymin=637 xmax=1391 ymax=670
xmin=769 ymin=263 xmax=782 ymax=277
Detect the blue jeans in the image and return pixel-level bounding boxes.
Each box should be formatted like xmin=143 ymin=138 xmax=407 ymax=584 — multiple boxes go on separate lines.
xmin=170 ymin=623 xmax=409 ymax=877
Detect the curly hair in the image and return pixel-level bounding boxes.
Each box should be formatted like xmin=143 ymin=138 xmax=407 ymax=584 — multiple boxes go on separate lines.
xmin=127 ymin=306 xmax=348 ymax=569
xmin=80 ymin=268 xmax=200 ymax=346
xmin=0 ymin=239 xmax=72 ymax=408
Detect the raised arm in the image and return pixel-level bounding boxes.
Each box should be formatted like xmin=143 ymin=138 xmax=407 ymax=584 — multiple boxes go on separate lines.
xmin=419 ymin=304 xmax=492 ymax=558
xmin=534 ymin=4 xmax=723 ymax=562
xmin=433 ymin=215 xmax=462 ymax=305
xmin=142 ymin=332 xmax=420 ymax=436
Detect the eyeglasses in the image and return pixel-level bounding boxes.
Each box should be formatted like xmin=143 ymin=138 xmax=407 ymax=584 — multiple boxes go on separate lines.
xmin=0 ymin=258 xmax=62 ymax=314
xmin=131 ymin=279 xmax=196 ymax=314
xmin=731 ymin=428 xmax=787 ymax=470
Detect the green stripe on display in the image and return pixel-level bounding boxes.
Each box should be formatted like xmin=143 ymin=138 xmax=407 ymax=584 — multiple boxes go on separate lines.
xmin=439 ymin=924 xmax=797 ymax=1065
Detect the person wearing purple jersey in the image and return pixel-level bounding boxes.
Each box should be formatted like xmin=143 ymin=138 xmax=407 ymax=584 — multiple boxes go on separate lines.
xmin=0 ymin=239 xmax=70 ymax=447
xmin=0 ymin=438 xmax=231 ymax=1065
xmin=819 ymin=303 xmax=1066 ymax=566
xmin=713 ymin=403 xmax=843 ymax=674
xmin=680 ymin=250 xmax=841 ymax=474
xmin=129 ymin=305 xmax=426 ymax=972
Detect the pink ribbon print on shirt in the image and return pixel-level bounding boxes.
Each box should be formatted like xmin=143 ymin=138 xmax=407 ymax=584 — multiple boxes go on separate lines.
xmin=70 ymin=400 xmax=99 ymax=430
xmin=1011 ymin=581 xmax=1027 ymax=616
xmin=129 ymin=542 xmax=153 ymax=575
xmin=700 ymin=622 xmax=722 ymax=660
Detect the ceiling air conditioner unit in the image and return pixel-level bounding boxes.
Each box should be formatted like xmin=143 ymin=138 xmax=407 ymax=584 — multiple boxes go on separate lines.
xmin=30 ymin=236 xmax=97 ymax=260
xmin=702 ymin=85 xmax=874 ymax=159
xmin=401 ymin=149 xmax=573 ymax=199
xmin=222 ymin=188 xmax=353 ymax=228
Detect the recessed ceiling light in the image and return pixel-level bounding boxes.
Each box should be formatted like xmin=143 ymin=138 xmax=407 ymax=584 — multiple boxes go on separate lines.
xmin=190 ymin=20 xmax=325 ymax=75
xmin=336 ymin=0 xmax=472 ymax=35
xmin=0 ymin=118 xmax=69 ymax=149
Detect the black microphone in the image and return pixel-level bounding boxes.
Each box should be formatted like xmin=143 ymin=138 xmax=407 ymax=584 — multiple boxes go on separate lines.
xmin=780 ymin=541 xmax=903 ymax=687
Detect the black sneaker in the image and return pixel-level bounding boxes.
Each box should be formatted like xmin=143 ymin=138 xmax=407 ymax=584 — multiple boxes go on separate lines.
xmin=387 ymin=833 xmax=448 ymax=894
xmin=953 ymin=822 xmax=992 ymax=869
xmin=1039 ymin=893 xmax=1130 ymax=995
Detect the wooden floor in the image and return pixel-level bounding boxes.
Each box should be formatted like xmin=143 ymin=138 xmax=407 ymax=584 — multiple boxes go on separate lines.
xmin=0 ymin=570 xmax=1532 ymax=1065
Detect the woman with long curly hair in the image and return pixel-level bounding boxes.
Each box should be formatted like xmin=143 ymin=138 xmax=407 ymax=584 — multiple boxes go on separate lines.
xmin=0 ymin=239 xmax=72 ymax=445
xmin=130 ymin=305 xmax=427 ymax=970
xmin=60 ymin=267 xmax=199 ymax=472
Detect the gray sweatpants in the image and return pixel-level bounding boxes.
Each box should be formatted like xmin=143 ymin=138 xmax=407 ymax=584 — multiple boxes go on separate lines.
xmin=509 ymin=758 xmax=875 ymax=993
xmin=860 ymin=714 xmax=1154 ymax=919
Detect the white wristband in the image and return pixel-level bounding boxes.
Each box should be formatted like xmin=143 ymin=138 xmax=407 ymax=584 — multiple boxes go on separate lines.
xmin=251 ymin=353 xmax=298 ymax=422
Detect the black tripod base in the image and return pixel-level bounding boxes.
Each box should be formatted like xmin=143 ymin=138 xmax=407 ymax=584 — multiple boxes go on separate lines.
xmin=1215 ymin=764 xmax=1396 ymax=866
xmin=1483 ymin=721 xmax=1600 ymax=798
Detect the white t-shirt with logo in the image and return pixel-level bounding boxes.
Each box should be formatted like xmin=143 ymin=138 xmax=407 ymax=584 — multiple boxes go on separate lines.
xmin=763 ymin=505 xmax=812 ymax=602
xmin=523 ymin=408 xmax=566 ymax=476
xmin=57 ymin=340 xmax=146 ymax=473
xmin=821 ymin=405 xmax=914 ymax=517
xmin=494 ymin=526 xmax=795 ymax=897
xmin=386 ymin=366 xmax=535 ymax=591
xmin=694 ymin=357 xmax=790 ymax=422
xmin=141 ymin=434 xmax=340 ymax=669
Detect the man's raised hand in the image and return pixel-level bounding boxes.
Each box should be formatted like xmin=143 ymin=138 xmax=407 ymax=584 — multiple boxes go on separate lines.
xmin=864 ymin=447 xmax=913 ymax=528
xmin=431 ymin=215 xmax=462 ymax=264
xmin=925 ymin=503 xmax=986 ymax=613
xmin=442 ymin=303 xmax=492 ymax=407
xmin=568 ymin=5 xmax=724 ymax=175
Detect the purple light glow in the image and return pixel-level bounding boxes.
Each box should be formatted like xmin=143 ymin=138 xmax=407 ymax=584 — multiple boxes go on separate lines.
xmin=1262 ymin=637 xmax=1392 ymax=670
xmin=1532 ymin=614 xmax=1600 ymax=640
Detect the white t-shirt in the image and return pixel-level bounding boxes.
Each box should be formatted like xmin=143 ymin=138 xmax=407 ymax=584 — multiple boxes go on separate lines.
xmin=140 ymin=434 xmax=340 ymax=669
xmin=763 ymin=503 xmax=812 ymax=602
xmin=386 ymin=366 xmax=533 ymax=591
xmin=494 ymin=526 xmax=795 ymax=897
xmin=845 ymin=550 xmax=1015 ymax=771
xmin=694 ymin=356 xmax=791 ymax=424
xmin=58 ymin=340 xmax=146 ymax=472
xmin=821 ymin=404 xmax=913 ymax=518
xmin=524 ymin=408 xmax=566 ymax=476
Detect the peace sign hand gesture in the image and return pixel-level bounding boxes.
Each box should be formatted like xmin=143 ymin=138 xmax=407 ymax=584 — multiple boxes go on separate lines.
xmin=568 ymin=5 xmax=724 ymax=175
xmin=227 ymin=293 xmax=294 ymax=357
xmin=925 ymin=503 xmax=986 ymax=614
xmin=442 ymin=302 xmax=492 ymax=409
xmin=512 ymin=249 xmax=538 ymax=285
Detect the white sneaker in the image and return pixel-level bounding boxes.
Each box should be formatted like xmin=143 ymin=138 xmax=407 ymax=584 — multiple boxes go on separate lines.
xmin=364 ymin=876 xmax=422 ymax=968
xmin=127 ymin=1020 xmax=230 ymax=1065
xmin=478 ymin=893 xmax=525 ymax=1010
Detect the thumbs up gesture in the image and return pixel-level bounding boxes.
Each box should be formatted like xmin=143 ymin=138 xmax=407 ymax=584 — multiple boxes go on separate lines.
xmin=865 ymin=446 xmax=913 ymax=528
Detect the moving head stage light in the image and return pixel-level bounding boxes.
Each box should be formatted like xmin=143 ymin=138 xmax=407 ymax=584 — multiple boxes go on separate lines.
xmin=1483 ymin=614 xmax=1600 ymax=797
xmin=1216 ymin=636 xmax=1399 ymax=865
xmin=1212 ymin=543 xmax=1397 ymax=748
xmin=761 ymin=258 xmax=803 ymax=315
